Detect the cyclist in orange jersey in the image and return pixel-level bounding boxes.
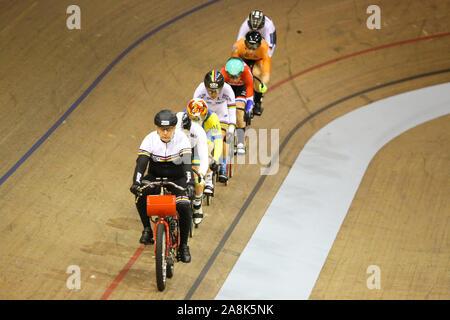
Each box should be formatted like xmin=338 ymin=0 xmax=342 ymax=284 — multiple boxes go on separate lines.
xmin=231 ymin=30 xmax=270 ymax=116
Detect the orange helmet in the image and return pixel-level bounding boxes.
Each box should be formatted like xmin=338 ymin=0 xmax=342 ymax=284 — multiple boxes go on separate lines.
xmin=186 ymin=98 xmax=208 ymax=121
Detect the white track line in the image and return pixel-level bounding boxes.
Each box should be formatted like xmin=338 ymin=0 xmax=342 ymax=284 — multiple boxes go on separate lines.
xmin=216 ymin=82 xmax=450 ymax=300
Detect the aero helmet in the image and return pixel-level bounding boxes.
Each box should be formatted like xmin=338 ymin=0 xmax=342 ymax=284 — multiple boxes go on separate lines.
xmin=204 ymin=70 xmax=225 ymax=90
xmin=154 ymin=109 xmax=177 ymax=127
xmin=245 ymin=30 xmax=262 ymax=50
xmin=225 ymin=58 xmax=244 ymax=78
xmin=181 ymin=112 xmax=191 ymax=130
xmin=176 ymin=111 xmax=191 ymax=131
xmin=248 ymin=10 xmax=265 ymax=30
xmin=186 ymin=98 xmax=208 ymax=121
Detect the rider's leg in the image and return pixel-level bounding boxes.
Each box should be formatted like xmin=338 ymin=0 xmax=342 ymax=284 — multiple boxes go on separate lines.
xmin=220 ymin=126 xmax=227 ymax=167
xmin=219 ymin=126 xmax=228 ymax=181
xmin=192 ymin=163 xmax=204 ymax=205
xmin=204 ymin=139 xmax=215 ymax=193
xmin=176 ymin=198 xmax=192 ymax=263
xmin=136 ymin=195 xmax=150 ymax=229
xmin=135 ymin=176 xmax=160 ymax=244
xmin=235 ymin=100 xmax=247 ymax=154
xmin=176 ymin=196 xmax=192 ymax=245
xmin=252 ymin=64 xmax=267 ymax=116
xmin=191 ymin=147 xmax=204 ymax=204
xmin=192 ymin=164 xmax=204 ymax=224
xmin=168 ymin=178 xmax=192 ymax=263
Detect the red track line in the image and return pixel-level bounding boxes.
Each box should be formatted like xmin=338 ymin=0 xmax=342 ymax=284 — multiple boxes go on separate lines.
xmin=100 ymin=244 xmax=146 ymax=300
xmin=99 ymin=31 xmax=450 ymax=299
xmin=268 ymin=32 xmax=450 ymax=93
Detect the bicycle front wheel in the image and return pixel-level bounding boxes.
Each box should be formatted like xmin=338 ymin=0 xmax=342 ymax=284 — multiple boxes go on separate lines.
xmin=155 ymin=222 xmax=168 ymax=291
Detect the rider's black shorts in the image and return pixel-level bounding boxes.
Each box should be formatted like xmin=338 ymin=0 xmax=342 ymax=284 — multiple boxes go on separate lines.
xmin=242 ymin=58 xmax=257 ymax=70
xmin=230 ymin=84 xmax=247 ymax=99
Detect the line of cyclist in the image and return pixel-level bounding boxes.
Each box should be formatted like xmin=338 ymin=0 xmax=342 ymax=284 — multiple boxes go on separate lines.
xmin=129 ymin=10 xmax=276 ymax=263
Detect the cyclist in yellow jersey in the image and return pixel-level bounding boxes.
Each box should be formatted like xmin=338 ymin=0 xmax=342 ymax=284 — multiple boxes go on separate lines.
xmin=186 ymin=98 xmax=223 ymax=194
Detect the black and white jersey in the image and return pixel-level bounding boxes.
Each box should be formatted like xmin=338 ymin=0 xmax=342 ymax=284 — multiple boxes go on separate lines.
xmin=236 ymin=15 xmax=277 ymax=57
xmin=134 ymin=130 xmax=192 ymax=182
xmin=176 ymin=112 xmax=209 ymax=176
xmin=193 ymin=82 xmax=237 ymax=128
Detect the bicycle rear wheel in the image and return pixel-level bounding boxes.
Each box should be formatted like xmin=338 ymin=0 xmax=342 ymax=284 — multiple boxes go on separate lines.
xmin=155 ymin=222 xmax=168 ymax=291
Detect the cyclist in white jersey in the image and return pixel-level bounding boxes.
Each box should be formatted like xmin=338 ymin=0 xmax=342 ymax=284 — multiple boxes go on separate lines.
xmin=193 ymin=70 xmax=236 ymax=183
xmin=176 ymin=112 xmax=208 ymax=225
xmin=236 ymin=10 xmax=277 ymax=57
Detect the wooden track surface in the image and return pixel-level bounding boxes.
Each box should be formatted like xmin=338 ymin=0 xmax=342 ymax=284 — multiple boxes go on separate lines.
xmin=309 ymin=114 xmax=450 ymax=299
xmin=0 ymin=0 xmax=448 ymax=299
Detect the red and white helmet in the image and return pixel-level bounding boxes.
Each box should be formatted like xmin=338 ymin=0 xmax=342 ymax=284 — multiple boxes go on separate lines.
xmin=186 ymin=98 xmax=208 ymax=121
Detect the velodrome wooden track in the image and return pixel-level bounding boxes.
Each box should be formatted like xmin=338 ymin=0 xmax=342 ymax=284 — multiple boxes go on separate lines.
xmin=0 ymin=0 xmax=449 ymax=300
